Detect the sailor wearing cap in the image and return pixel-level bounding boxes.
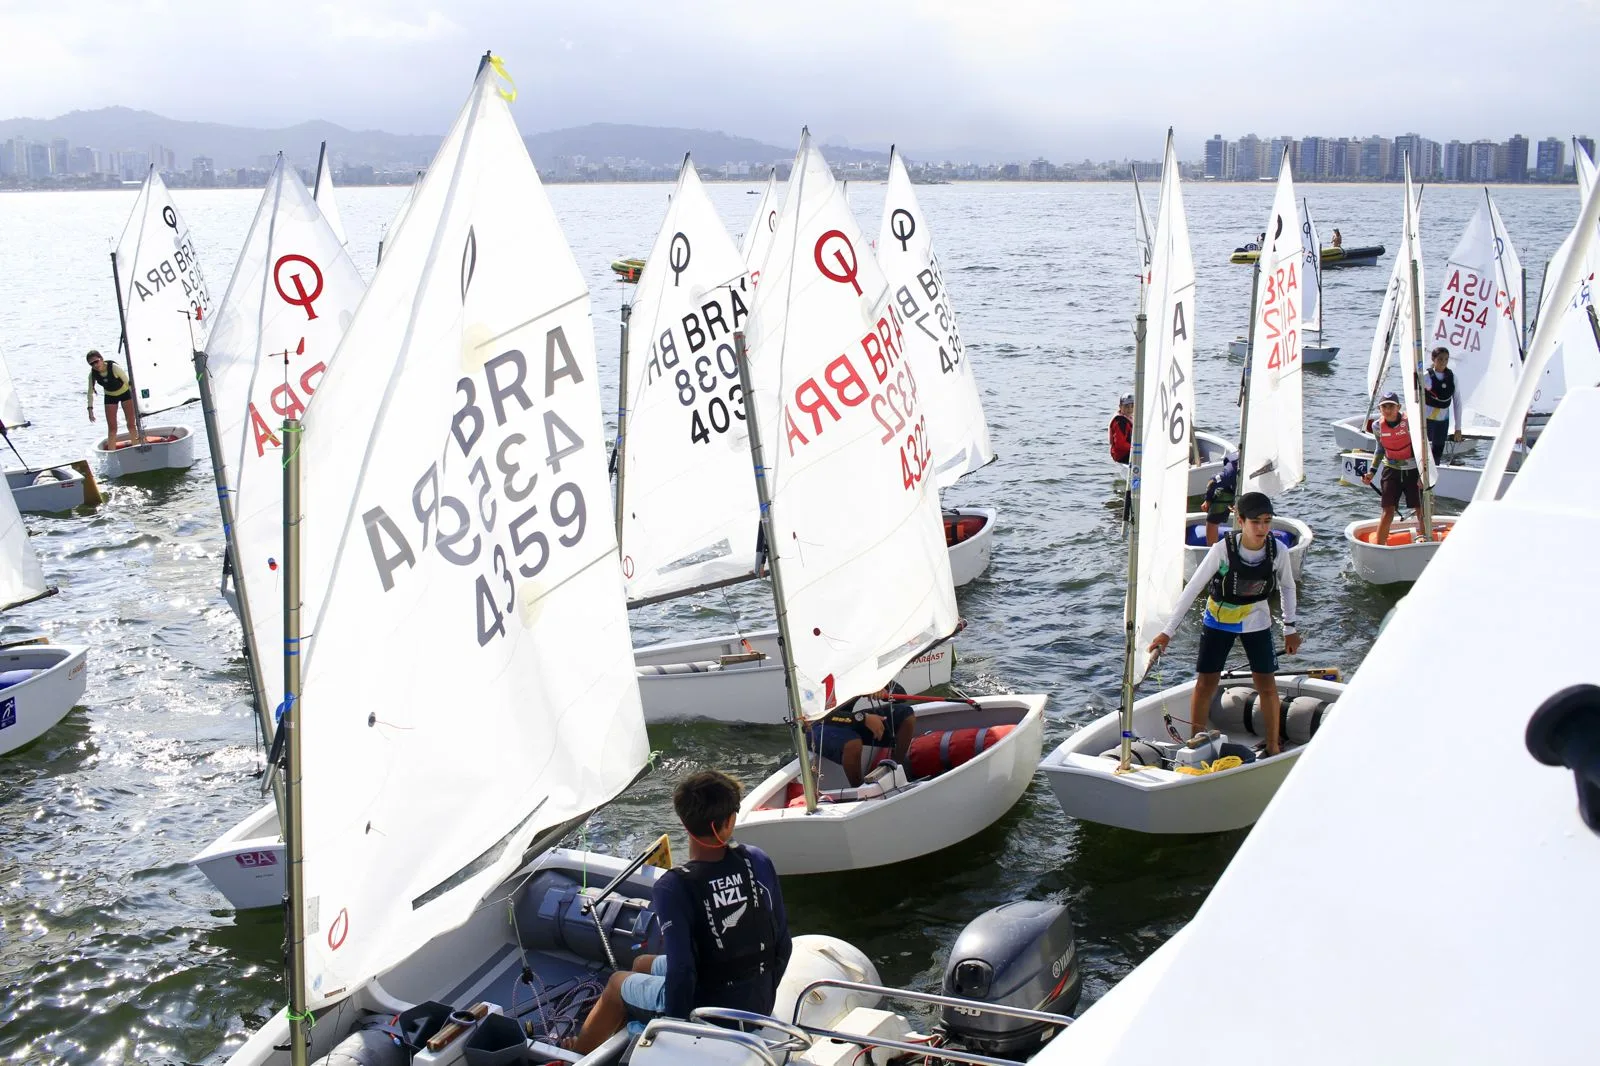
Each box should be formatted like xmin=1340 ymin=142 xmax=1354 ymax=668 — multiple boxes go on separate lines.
xmin=1108 ymin=393 xmax=1135 ymax=465
xmin=1362 ymin=391 xmax=1421 ymax=545
xmin=1148 ymin=491 xmax=1300 ymax=756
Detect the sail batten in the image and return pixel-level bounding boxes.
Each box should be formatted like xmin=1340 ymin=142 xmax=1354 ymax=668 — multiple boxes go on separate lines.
xmin=877 ymin=149 xmax=995 ymax=489
xmin=746 ymin=132 xmax=957 ymax=720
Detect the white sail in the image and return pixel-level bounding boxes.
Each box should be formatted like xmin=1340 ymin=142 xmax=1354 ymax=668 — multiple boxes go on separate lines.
xmin=1133 ymin=132 xmax=1194 ymax=684
xmin=1397 ymin=158 xmax=1434 ymax=483
xmin=1133 ymin=172 xmax=1154 ymax=314
xmin=877 ymin=149 xmax=996 ymax=488
xmin=295 ymin=64 xmax=648 ymax=1007
xmin=1578 ymin=137 xmax=1597 ymax=200
xmin=618 ymin=156 xmax=758 ymax=604
xmin=312 ymin=142 xmax=348 ymax=246
xmin=114 ymin=167 xmax=213 ymax=416
xmin=742 ymin=168 xmax=780 ymax=285
xmin=0 ymin=348 xmax=26 ymax=429
xmin=203 ymin=155 xmax=366 ymax=724
xmin=0 ymin=477 xmax=47 ymax=611
xmin=377 ymin=172 xmax=422 ymax=266
xmin=1530 ymin=156 xmax=1600 ymax=416
xmin=1298 ymin=198 xmax=1322 ymax=333
xmin=1366 ymin=230 xmax=1408 ymax=401
xmin=1428 ymin=195 xmax=1523 ymax=434
xmin=1240 ymin=155 xmax=1304 ymax=497
xmin=745 ymin=131 xmax=958 ymax=719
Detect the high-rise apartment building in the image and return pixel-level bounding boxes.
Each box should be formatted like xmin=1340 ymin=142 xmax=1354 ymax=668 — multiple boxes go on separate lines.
xmin=1536 ymin=138 xmax=1564 ymax=180
xmin=1205 ymin=134 xmax=1225 ymax=178
xmin=1503 ymin=135 xmax=1528 ymax=181
xmin=1469 ymin=140 xmax=1497 ymax=181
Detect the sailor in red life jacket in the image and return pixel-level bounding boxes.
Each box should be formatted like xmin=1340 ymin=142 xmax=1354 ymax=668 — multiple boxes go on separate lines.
xmin=1361 ymin=391 xmax=1422 ymax=545
xmin=1108 ymin=393 xmax=1134 ymax=464
xmin=1147 ymin=491 xmax=1300 ymax=756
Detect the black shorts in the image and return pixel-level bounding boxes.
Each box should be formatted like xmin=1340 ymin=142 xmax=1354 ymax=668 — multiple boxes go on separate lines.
xmin=1196 ymin=625 xmax=1277 ymax=675
xmin=810 ymin=702 xmax=913 ymax=765
xmin=1380 ymin=465 xmax=1421 ymax=510
xmin=1205 ymin=504 xmax=1230 ymax=525
xmin=103 ymin=393 xmax=133 ymax=409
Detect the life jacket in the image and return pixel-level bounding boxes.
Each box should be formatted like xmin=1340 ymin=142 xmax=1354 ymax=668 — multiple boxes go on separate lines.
xmin=1208 ymin=531 xmax=1278 ymax=608
xmin=1424 ymin=368 xmax=1456 ymax=409
xmin=675 ymin=844 xmax=777 ymax=1002
xmin=1108 ymin=414 xmax=1132 ymax=464
xmin=92 ymin=360 xmax=131 ymax=399
xmin=1372 ymin=415 xmax=1415 ymax=466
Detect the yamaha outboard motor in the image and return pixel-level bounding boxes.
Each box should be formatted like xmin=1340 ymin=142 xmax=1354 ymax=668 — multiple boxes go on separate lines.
xmin=937 ymin=901 xmax=1080 ymax=1059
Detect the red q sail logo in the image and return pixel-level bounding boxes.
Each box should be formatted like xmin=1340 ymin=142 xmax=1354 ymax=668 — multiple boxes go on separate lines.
xmin=328 ymin=907 xmax=349 ymax=950
xmin=274 ymin=254 xmax=325 ymax=321
xmin=813 ymin=230 xmax=862 ymax=295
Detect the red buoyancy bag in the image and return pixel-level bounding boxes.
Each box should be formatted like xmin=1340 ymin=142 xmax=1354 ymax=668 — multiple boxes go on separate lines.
xmin=908 ymin=725 xmax=1015 ymax=780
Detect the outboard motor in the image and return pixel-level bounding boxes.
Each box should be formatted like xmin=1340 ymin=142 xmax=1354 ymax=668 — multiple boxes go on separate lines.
xmin=937 ymin=901 xmax=1080 ymax=1059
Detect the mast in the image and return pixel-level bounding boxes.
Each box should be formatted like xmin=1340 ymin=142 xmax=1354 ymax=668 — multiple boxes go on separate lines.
xmin=108 ymin=249 xmax=143 ymax=440
xmin=313 ymin=141 xmax=328 ymax=201
xmin=281 ymin=415 xmax=310 ymax=1066
xmin=734 ymin=330 xmax=819 ymax=813
xmin=1408 ymin=251 xmax=1435 ymax=539
xmin=194 ymin=347 xmax=283 ymax=812
xmin=1236 ymin=257 xmax=1264 ymax=483
xmin=1118 ymin=311 xmax=1148 ymax=771
xmin=611 ymin=300 xmax=632 ymax=539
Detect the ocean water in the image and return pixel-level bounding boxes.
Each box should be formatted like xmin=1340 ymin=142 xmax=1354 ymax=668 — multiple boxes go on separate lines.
xmin=0 ymin=175 xmax=1583 ymax=1064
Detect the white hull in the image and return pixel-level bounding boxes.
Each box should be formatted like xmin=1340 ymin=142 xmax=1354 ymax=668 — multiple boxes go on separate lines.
xmin=944 ymin=505 xmax=996 ymax=588
xmin=189 ymin=799 xmax=283 ymax=910
xmin=734 ymin=694 xmax=1046 ymax=875
xmin=635 ymin=628 xmax=954 ymax=725
xmin=1432 ymin=463 xmax=1515 ymax=503
xmin=93 ymin=425 xmax=196 ymax=478
xmin=1183 ymin=513 xmax=1310 ymax=581
xmin=6 ymin=467 xmax=88 ymax=512
xmin=1344 ymin=516 xmax=1455 ymax=585
xmin=1187 ymin=431 xmax=1235 ymax=497
xmin=0 ymin=643 xmax=89 ymax=756
xmin=221 ymin=848 xmax=874 ymax=1065
xmin=1231 ymin=337 xmax=1337 ymax=364
xmin=1038 ymin=676 xmax=1345 ymax=834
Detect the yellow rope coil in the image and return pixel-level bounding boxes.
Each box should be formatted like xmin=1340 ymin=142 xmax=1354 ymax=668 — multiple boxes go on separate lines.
xmin=1173 ymin=754 xmax=1245 ymax=776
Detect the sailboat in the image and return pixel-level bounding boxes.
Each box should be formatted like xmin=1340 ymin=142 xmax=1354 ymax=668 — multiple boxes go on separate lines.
xmin=1227 ymin=198 xmax=1338 ymax=364
xmin=618 ymin=157 xmax=951 ymax=726
xmin=221 ymin=55 xmax=669 ymax=1065
xmin=1345 ymin=155 xmax=1457 ymax=585
xmin=0 ymin=476 xmax=88 ymax=757
xmin=310 ymin=140 xmax=348 ymax=246
xmin=0 ymin=346 xmax=96 ymax=512
xmin=1039 ymin=133 xmax=1343 ymax=835
xmin=1183 ymin=154 xmax=1313 ymax=581
xmin=1134 ymin=171 xmax=1234 ymax=496
xmin=728 ymin=132 xmax=1045 ymax=876
xmin=96 ymin=166 xmax=212 ymax=478
xmin=742 ymin=166 xmax=779 ymax=285
xmin=1523 ymin=137 xmax=1600 ymax=443
xmin=878 ymin=147 xmax=1000 ymax=585
xmin=1030 ymin=392 xmax=1600 ymax=1066
xmin=186 ymin=155 xmax=368 ymax=910
xmin=375 ymin=170 xmax=422 ymax=266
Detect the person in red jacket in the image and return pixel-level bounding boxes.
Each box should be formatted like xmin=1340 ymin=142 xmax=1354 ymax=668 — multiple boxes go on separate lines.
xmin=1108 ymin=393 xmax=1134 ymax=464
xmin=1361 ymin=392 xmax=1421 ymax=544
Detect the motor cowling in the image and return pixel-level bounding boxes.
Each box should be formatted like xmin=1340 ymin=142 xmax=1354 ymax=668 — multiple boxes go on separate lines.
xmin=938 ymin=901 xmax=1080 ymax=1059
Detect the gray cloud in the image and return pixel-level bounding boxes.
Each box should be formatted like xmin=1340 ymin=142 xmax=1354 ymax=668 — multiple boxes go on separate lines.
xmin=1 ymin=0 xmax=1594 ymax=160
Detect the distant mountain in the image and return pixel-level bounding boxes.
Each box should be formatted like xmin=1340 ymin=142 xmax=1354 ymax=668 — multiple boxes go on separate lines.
xmin=0 ymin=107 xmax=440 ymax=169
xmin=0 ymin=108 xmax=891 ymax=172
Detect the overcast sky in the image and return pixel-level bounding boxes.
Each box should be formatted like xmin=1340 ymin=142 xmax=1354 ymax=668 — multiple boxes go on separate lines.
xmin=3 ymin=0 xmax=1596 ymax=159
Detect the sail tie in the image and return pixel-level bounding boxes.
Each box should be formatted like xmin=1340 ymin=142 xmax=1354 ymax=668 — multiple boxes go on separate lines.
xmin=487 ymin=55 xmax=517 ymax=101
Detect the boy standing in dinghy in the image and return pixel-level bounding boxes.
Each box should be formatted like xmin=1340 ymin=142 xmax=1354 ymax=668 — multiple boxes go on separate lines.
xmin=566 ymin=771 xmax=790 ymax=1055
xmin=1423 ymin=347 xmax=1464 ymax=464
xmin=1148 ymin=492 xmax=1300 ymax=756
xmin=1108 ymin=394 xmax=1134 ymax=464
xmin=1361 ymin=392 xmax=1422 ymax=545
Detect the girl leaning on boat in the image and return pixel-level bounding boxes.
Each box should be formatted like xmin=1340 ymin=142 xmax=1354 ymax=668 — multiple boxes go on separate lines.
xmin=85 ymin=349 xmax=139 ymax=451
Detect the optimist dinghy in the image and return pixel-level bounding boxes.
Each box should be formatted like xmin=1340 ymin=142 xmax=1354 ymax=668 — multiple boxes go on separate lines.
xmin=0 ymin=349 xmax=97 ymax=512
xmin=727 ymin=132 xmax=1043 ymax=875
xmin=0 ymin=476 xmax=88 ymax=757
xmin=1230 ymin=198 xmax=1339 ymax=365
xmin=96 ymin=167 xmax=212 ymax=478
xmin=1041 ymin=134 xmax=1340 ymax=835
xmin=1346 ymin=157 xmax=1455 ymax=585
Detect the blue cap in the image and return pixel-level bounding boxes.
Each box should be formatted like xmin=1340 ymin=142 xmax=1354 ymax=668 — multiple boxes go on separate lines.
xmin=1379 ymin=390 xmax=1401 ymax=405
